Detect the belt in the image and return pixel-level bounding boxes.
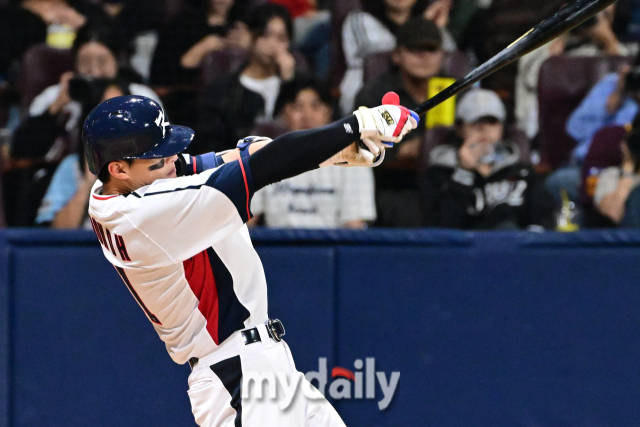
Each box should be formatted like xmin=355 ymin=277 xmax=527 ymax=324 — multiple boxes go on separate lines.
xmin=188 ymin=319 xmax=285 ymax=369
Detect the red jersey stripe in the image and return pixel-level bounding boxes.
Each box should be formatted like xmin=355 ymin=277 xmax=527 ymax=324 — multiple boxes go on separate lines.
xmin=183 ymin=250 xmax=220 ymax=344
xmin=237 ymin=159 xmax=251 ymax=220
xmin=93 ymin=194 xmax=119 ymax=200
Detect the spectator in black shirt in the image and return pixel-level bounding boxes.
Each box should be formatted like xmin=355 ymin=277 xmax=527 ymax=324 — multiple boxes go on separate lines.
xmin=354 ymin=16 xmax=444 ymax=227
xmin=194 ymin=4 xmax=300 ymax=154
xmin=420 ymin=89 xmax=554 ymax=230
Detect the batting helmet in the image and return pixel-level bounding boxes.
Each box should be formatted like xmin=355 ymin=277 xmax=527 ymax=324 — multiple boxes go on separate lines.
xmin=82 ymin=95 xmax=194 ymax=174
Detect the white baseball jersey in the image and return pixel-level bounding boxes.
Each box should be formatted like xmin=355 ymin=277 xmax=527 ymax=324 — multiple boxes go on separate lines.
xmin=88 ymin=156 xmax=268 ymax=365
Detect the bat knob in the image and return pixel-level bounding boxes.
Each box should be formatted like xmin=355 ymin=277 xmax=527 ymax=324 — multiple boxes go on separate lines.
xmin=382 ymin=92 xmax=400 ymax=106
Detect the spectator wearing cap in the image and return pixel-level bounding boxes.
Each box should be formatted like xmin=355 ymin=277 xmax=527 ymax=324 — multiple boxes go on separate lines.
xmin=355 ymin=16 xmax=444 ymax=227
xmin=248 ymin=77 xmax=376 ymax=229
xmin=419 ymin=89 xmax=554 ymax=230
xmin=595 ymin=126 xmax=640 ymax=224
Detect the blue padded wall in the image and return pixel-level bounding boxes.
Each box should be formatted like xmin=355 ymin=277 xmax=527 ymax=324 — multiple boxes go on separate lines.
xmin=1 ymin=229 xmax=640 ymax=427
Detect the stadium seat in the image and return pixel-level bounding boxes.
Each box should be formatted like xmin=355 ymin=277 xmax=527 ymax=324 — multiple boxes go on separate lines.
xmin=579 ymin=125 xmax=626 ymax=228
xmin=537 ymin=55 xmax=630 ymax=171
xmin=18 ymin=43 xmax=74 ymax=110
xmin=363 ymin=50 xmax=472 ymax=83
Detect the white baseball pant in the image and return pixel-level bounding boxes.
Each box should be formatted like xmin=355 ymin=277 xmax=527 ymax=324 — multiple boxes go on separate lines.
xmin=187 ymin=323 xmax=347 ymax=427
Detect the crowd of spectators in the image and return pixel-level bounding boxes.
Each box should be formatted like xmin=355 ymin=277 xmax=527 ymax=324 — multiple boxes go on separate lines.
xmin=2 ymin=0 xmax=640 ymax=231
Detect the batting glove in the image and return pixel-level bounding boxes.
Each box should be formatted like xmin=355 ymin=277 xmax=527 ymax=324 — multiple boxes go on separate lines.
xmin=352 ymin=92 xmax=419 ymax=164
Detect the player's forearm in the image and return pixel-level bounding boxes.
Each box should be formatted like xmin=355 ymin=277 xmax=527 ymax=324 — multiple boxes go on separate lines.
xmin=249 ymin=116 xmax=359 ymax=191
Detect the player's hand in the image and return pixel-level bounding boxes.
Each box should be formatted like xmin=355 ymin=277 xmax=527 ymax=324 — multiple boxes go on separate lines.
xmin=320 ymin=141 xmax=385 ymax=168
xmin=352 ymin=92 xmax=419 ymax=164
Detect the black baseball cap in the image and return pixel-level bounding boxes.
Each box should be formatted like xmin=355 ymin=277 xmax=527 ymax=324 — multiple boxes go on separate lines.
xmin=396 ymin=17 xmax=442 ymax=51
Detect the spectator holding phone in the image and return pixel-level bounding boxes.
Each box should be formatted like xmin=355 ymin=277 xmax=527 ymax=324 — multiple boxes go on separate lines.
xmin=420 ymin=89 xmax=554 ymax=229
xmin=12 ymin=24 xmax=160 ymax=161
xmin=546 ymin=60 xmax=640 ymax=206
xmin=196 ymin=4 xmax=301 ymax=154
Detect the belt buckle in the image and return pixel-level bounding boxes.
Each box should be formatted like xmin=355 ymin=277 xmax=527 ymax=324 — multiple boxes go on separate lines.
xmin=266 ymin=319 xmax=285 ymax=342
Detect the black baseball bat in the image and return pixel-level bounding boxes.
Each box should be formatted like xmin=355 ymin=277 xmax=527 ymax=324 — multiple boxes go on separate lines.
xmin=415 ymin=0 xmax=619 ymax=116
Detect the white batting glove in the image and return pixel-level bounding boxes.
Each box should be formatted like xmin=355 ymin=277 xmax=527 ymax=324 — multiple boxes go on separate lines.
xmin=352 ymin=92 xmax=419 ymax=164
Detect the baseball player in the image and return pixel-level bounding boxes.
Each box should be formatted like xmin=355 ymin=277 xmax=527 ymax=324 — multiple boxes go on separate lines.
xmin=83 ymin=94 xmax=417 ymax=426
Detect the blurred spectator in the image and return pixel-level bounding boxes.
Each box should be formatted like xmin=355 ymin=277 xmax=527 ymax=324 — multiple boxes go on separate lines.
xmin=339 ymin=0 xmax=456 ymax=115
xmin=516 ymin=5 xmax=631 ymax=139
xmin=0 ymin=0 xmax=107 ymax=80
xmin=546 ymin=60 xmax=640 ymax=205
xmin=355 ymin=16 xmax=444 ymax=227
xmin=150 ymin=0 xmax=250 ymax=86
xmin=196 ymin=3 xmax=301 ymax=154
xmin=249 ymin=77 xmax=376 ymax=228
xmin=270 ymin=0 xmax=331 ymax=78
xmin=35 ymin=83 xmax=127 ymax=228
xmin=420 ymin=89 xmax=554 ymax=230
xmin=5 ymin=25 xmax=160 ymax=226
xmin=594 ymin=126 xmax=640 ymax=224
xmin=12 ymin=25 xmax=160 ymax=160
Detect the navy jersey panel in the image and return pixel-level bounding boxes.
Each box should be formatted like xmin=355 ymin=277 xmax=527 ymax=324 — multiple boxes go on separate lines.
xmin=205 ymin=158 xmax=254 ymax=223
xmin=206 ymin=247 xmax=251 ymax=344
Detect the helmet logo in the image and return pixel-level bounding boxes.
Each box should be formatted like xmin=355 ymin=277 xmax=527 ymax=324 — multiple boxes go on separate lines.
xmin=155 ymin=110 xmax=170 ymax=138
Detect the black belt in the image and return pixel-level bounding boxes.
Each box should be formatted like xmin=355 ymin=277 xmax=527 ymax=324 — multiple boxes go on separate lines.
xmin=188 ymin=319 xmax=285 ymax=369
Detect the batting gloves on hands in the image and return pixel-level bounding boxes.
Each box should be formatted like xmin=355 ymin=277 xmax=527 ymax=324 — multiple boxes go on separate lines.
xmin=324 ymin=92 xmax=419 ymax=167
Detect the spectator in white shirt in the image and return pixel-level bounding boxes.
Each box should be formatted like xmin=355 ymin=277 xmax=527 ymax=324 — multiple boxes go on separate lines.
xmin=250 ymin=77 xmax=376 ymax=228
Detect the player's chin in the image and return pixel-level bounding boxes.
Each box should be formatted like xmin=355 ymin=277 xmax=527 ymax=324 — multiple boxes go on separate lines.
xmin=166 ymin=168 xmax=177 ymax=178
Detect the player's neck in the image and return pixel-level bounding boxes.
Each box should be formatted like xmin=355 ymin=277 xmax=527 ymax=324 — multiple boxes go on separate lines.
xmin=101 ymin=180 xmax=137 ymax=196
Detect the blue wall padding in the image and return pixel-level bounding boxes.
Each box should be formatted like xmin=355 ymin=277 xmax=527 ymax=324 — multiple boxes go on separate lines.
xmin=1 ymin=229 xmax=640 ymax=427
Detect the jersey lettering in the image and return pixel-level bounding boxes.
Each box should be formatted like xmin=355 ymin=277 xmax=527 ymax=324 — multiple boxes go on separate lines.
xmin=115 ymin=234 xmax=132 ymax=262
xmin=104 ymin=228 xmax=117 ymax=257
xmin=90 ymin=217 xmax=133 ymax=262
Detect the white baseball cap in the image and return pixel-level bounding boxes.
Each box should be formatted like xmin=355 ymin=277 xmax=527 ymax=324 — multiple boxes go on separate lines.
xmin=456 ymin=89 xmax=506 ymax=124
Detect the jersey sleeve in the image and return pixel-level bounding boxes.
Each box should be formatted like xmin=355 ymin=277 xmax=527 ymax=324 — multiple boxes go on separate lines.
xmin=123 ymin=157 xmax=254 ymax=262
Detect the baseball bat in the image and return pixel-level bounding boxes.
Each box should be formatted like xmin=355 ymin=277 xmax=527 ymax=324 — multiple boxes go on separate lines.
xmin=414 ymin=0 xmax=619 ymax=116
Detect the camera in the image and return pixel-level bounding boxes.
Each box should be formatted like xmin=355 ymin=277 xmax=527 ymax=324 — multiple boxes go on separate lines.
xmin=68 ymin=76 xmax=113 ymax=108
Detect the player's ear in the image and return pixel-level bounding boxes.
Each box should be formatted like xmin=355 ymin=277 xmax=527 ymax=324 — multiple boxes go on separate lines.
xmin=108 ymin=160 xmax=131 ymax=181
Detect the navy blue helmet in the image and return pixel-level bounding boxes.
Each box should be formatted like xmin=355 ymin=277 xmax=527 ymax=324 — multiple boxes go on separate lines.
xmin=82 ymin=95 xmax=194 ymax=174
